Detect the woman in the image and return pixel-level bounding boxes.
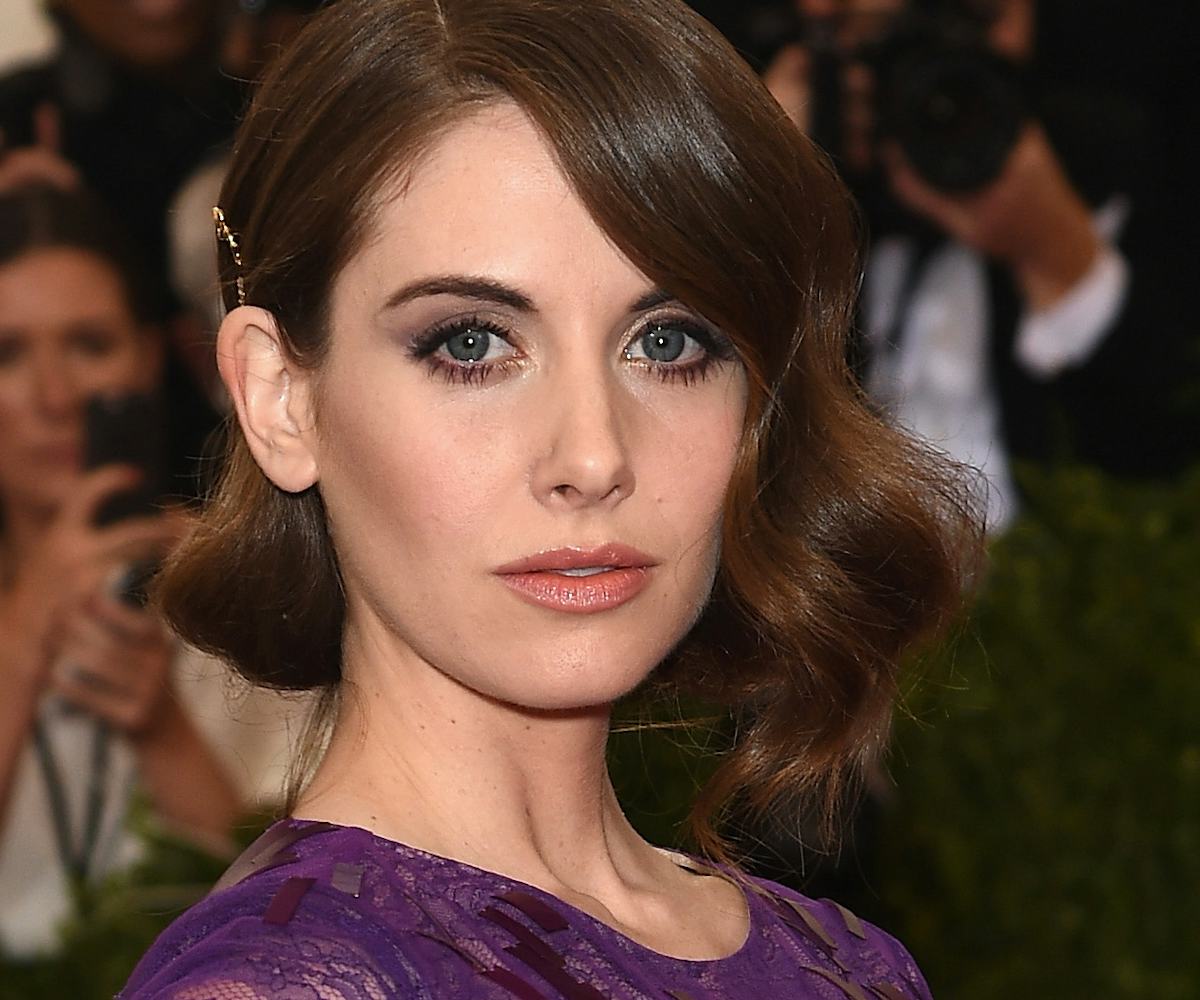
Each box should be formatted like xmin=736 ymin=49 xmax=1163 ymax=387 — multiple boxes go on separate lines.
xmin=125 ymin=0 xmax=979 ymax=996
xmin=0 ymin=184 xmax=244 ymax=958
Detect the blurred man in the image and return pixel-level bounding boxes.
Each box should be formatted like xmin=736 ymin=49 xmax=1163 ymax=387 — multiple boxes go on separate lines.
xmin=757 ymin=0 xmax=1194 ymax=530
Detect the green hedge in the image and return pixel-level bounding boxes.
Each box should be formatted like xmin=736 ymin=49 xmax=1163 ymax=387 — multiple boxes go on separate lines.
xmin=0 ymin=810 xmax=268 ymax=1000
xmin=609 ymin=466 xmax=1200 ymax=998
xmin=879 ymin=466 xmax=1200 ymax=999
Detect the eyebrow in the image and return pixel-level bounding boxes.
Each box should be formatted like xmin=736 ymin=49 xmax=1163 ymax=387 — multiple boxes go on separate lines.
xmin=377 ymin=274 xmax=678 ymax=317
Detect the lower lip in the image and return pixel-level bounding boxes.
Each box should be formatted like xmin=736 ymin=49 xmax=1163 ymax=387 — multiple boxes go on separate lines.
xmin=497 ymin=568 xmax=651 ymax=613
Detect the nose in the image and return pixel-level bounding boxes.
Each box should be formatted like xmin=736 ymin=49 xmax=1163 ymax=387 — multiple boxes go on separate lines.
xmin=32 ymin=354 xmax=83 ymax=418
xmin=532 ymin=372 xmax=635 ymax=511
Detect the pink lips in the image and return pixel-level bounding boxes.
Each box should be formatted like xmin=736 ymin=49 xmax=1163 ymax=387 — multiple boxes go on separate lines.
xmin=494 ymin=544 xmax=656 ymax=614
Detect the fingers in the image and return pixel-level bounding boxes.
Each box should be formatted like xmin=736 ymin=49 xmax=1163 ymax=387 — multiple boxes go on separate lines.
xmin=61 ymin=465 xmax=145 ymax=527
xmin=66 ymin=468 xmax=184 ymax=561
xmin=19 ymin=473 xmax=185 ymax=617
xmin=0 ymin=146 xmax=81 ymax=193
xmin=62 ymin=466 xmax=184 ymax=562
xmin=881 ymin=142 xmax=977 ymax=242
xmin=72 ymin=593 xmax=166 ymax=648
xmin=53 ymin=663 xmax=153 ymax=732
xmin=87 ymin=594 xmax=168 ymax=645
xmin=51 ymin=620 xmax=174 ymax=734
xmin=92 ymin=515 xmax=188 ymax=565
xmin=0 ymin=103 xmax=75 ymax=192
xmin=33 ymin=102 xmax=62 ymax=152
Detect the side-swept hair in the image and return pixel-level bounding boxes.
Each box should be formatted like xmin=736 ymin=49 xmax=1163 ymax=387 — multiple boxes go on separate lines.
xmin=158 ymin=0 xmax=982 ymax=857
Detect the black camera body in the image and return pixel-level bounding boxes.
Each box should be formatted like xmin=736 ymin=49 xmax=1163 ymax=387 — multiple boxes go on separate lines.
xmin=84 ymin=392 xmax=167 ymax=606
xmin=854 ymin=7 xmax=1026 ymax=193
xmin=728 ymin=0 xmax=1027 ymax=194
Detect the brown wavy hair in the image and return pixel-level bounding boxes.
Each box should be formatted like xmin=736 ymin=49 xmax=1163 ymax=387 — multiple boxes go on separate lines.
xmin=157 ymin=0 xmax=982 ymax=857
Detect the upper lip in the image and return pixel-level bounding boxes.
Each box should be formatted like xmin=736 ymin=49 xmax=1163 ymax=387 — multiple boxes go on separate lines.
xmin=494 ymin=544 xmax=657 ymax=575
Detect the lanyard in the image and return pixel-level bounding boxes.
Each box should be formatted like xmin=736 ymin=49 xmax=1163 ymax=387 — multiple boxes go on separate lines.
xmin=32 ymin=716 xmax=111 ymax=887
xmin=881 ymin=237 xmax=939 ymax=356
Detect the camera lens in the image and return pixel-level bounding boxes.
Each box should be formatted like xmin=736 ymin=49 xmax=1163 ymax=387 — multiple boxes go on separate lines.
xmin=886 ymin=46 xmax=1024 ymax=192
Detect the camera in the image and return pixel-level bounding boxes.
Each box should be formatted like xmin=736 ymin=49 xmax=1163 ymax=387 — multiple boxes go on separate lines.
xmin=845 ymin=2 xmax=1026 ymax=192
xmin=84 ymin=392 xmax=167 ymax=606
xmin=728 ymin=0 xmax=1028 ymax=193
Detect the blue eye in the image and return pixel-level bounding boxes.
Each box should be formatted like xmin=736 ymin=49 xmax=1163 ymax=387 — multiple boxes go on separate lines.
xmin=622 ymin=316 xmax=738 ymax=386
xmin=444 ymin=327 xmax=491 ymax=363
xmin=638 ymin=325 xmax=686 ymax=363
xmin=624 ymin=321 xmax=708 ymax=366
xmin=407 ymin=316 xmax=519 ymax=386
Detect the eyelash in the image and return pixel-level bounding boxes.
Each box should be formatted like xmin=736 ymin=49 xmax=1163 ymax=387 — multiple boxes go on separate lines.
xmin=407 ymin=314 xmax=736 ymax=387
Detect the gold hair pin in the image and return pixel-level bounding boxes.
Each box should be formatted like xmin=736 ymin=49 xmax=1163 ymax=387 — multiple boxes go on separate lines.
xmin=212 ymin=206 xmax=247 ymax=307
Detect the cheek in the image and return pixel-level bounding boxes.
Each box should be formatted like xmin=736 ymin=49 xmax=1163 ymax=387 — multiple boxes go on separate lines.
xmin=0 ymin=375 xmax=40 ymax=462
xmin=315 ymin=381 xmax=518 ymax=569
xmin=83 ymin=348 xmax=155 ymax=397
xmin=0 ymin=378 xmax=24 ymax=426
xmin=646 ymin=378 xmax=746 ymax=534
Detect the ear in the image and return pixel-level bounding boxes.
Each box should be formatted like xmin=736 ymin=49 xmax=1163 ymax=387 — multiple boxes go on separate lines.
xmin=217 ymin=305 xmax=319 ymax=493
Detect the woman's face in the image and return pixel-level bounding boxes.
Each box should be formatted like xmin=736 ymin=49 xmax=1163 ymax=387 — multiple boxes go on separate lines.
xmin=0 ymin=248 xmax=156 ymax=517
xmin=58 ymin=0 xmax=216 ymax=72
xmin=307 ymin=104 xmax=748 ymax=711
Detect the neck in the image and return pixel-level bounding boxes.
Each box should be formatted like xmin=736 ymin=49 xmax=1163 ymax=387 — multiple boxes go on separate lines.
xmin=297 ymin=617 xmax=657 ymax=895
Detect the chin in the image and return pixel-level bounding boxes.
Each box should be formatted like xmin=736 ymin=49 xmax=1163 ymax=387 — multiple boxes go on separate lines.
xmin=503 ymin=674 xmax=649 ymax=714
xmin=467 ymin=633 xmax=676 ymax=714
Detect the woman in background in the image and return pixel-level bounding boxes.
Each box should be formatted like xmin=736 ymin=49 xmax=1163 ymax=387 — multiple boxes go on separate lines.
xmin=0 ymin=184 xmax=242 ymax=958
xmin=126 ymin=0 xmax=980 ymax=997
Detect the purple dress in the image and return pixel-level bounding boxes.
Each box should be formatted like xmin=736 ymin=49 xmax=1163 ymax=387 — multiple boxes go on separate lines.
xmin=121 ymin=819 xmax=932 ymax=999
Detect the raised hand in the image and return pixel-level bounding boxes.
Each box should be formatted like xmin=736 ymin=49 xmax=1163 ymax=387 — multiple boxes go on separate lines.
xmin=50 ymin=593 xmax=177 ymax=737
xmin=3 ymin=465 xmax=184 ymax=698
xmin=882 ymin=126 xmax=1101 ymax=310
xmin=0 ymin=102 xmax=81 ymax=193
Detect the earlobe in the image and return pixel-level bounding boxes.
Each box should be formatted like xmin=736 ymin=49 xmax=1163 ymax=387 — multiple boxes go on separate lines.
xmin=216 ymin=306 xmax=319 ymax=493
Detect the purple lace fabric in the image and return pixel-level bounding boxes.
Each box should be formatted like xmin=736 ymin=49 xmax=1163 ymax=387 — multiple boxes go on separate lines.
xmin=121 ymin=819 xmax=933 ymax=999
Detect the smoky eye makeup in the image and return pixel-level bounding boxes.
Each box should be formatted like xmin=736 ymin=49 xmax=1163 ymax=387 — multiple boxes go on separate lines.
xmin=400 ymin=304 xmax=739 ymax=389
xmin=404 ymin=313 xmax=522 ymax=386
xmin=621 ymin=312 xmax=739 ymax=386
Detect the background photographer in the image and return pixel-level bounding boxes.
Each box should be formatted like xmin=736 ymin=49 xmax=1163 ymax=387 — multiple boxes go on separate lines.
xmin=0 ymin=185 xmax=243 ymax=959
xmin=729 ymin=0 xmax=1195 ymax=531
xmin=0 ymin=0 xmax=244 ymax=500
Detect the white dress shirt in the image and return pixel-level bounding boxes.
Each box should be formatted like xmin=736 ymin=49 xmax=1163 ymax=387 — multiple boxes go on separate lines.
xmin=863 ymin=198 xmax=1130 ymax=533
